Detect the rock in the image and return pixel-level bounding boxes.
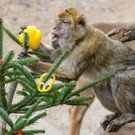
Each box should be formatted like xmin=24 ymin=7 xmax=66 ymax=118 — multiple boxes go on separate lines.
xmin=94 ymin=122 xmax=135 ymax=135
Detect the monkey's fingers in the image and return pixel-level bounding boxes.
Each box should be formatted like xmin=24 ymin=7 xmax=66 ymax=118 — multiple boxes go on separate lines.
xmin=21 ymin=25 xmax=27 ymax=30
xmin=108 ymin=121 xmax=120 ymax=132
xmin=100 ymin=119 xmax=110 ymax=131
xmin=18 ymin=51 xmax=31 ymax=59
xmin=19 ymin=25 xmax=27 ymax=34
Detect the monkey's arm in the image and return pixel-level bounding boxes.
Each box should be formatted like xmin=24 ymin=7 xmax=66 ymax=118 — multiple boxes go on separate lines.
xmin=27 ymin=61 xmax=76 ymax=82
xmin=26 ymin=51 xmax=89 ymax=82
xmin=34 ymin=42 xmax=62 ymax=63
xmin=34 ymin=42 xmax=54 ymax=63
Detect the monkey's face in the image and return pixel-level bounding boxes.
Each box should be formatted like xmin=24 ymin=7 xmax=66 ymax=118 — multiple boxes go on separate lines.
xmin=50 ymin=8 xmax=87 ymax=52
xmin=50 ymin=17 xmax=71 ymax=50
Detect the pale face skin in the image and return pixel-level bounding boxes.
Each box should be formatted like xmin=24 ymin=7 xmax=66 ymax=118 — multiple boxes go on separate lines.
xmin=50 ymin=18 xmax=71 ymax=51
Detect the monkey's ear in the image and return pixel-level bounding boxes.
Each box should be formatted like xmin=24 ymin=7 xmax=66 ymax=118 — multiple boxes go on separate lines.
xmin=78 ymin=16 xmax=85 ymax=27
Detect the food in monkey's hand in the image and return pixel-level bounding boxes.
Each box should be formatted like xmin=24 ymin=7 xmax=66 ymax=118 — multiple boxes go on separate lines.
xmin=18 ymin=26 xmax=42 ymax=50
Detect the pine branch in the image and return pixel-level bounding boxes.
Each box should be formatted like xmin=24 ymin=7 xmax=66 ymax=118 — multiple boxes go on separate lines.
xmin=14 ymin=118 xmax=27 ymax=131
xmin=64 ymin=96 xmax=92 ymax=104
xmin=66 ymin=73 xmax=114 ymax=99
xmin=27 ymin=112 xmax=46 ymax=126
xmin=23 ymin=97 xmax=43 ymax=118
xmin=59 ymin=87 xmax=73 ymax=102
xmin=0 ymin=18 xmax=3 ymax=59
xmin=0 ymin=18 xmax=5 ymax=135
xmin=9 ymin=95 xmax=31 ymax=111
xmin=9 ymin=51 xmax=71 ymax=113
xmin=14 ymin=63 xmax=37 ymax=87
xmin=9 ymin=89 xmax=37 ymax=113
xmin=4 ymin=57 xmax=39 ymax=70
xmin=65 ymin=102 xmax=89 ymax=106
xmin=3 ymin=71 xmax=23 ymax=76
xmin=8 ymin=118 xmax=27 ymax=135
xmin=23 ymin=130 xmax=45 ymax=134
xmin=0 ymin=51 xmax=14 ymax=71
xmin=22 ymin=32 xmax=29 ymax=52
xmin=41 ymin=81 xmax=76 ymax=92
xmin=4 ymin=77 xmax=34 ymax=95
xmin=28 ymin=50 xmax=49 ymax=58
xmin=42 ymin=50 xmax=70 ymax=83
xmin=12 ymin=57 xmax=39 ymax=66
xmin=7 ymin=81 xmax=18 ymax=107
xmin=37 ymin=93 xmax=55 ymax=98
xmin=17 ymin=90 xmax=29 ymax=97
xmin=0 ymin=74 xmax=7 ymax=111
xmin=3 ymin=26 xmax=22 ymax=46
xmin=0 ymin=107 xmax=14 ymax=129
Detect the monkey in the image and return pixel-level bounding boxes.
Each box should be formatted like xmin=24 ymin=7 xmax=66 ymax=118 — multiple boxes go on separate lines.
xmin=18 ymin=8 xmax=135 ymax=132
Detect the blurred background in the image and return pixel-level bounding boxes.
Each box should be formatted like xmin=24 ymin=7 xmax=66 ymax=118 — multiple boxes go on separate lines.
xmin=1 ymin=0 xmax=135 ymax=135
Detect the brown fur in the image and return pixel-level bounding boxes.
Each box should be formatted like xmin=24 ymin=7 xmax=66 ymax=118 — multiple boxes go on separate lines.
xmin=69 ymin=22 xmax=133 ymax=135
xmin=18 ymin=8 xmax=135 ymax=134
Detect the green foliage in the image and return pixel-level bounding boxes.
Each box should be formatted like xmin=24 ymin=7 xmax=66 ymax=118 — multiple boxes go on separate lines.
xmin=42 ymin=50 xmax=70 ymax=83
xmin=22 ymin=32 xmax=29 ymax=52
xmin=14 ymin=63 xmax=37 ymax=87
xmin=4 ymin=57 xmax=39 ymax=71
xmin=66 ymin=73 xmax=114 ymax=99
xmin=14 ymin=118 xmax=27 ymax=131
xmin=29 ymin=50 xmax=49 ymax=58
xmin=0 ymin=19 xmax=115 ymax=135
xmin=0 ymin=107 xmax=14 ymax=129
xmin=13 ymin=57 xmax=39 ymax=65
xmin=3 ymin=26 xmax=22 ymax=46
xmin=24 ymin=97 xmax=43 ymax=118
xmin=23 ymin=130 xmax=45 ymax=134
xmin=0 ymin=18 xmax=3 ymax=59
xmin=27 ymin=112 xmax=46 ymax=126
xmin=0 ymin=51 xmax=14 ymax=71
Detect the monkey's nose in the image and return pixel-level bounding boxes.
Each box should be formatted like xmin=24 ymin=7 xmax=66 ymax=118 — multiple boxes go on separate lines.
xmin=51 ymin=27 xmax=57 ymax=34
xmin=53 ymin=26 xmax=57 ymax=30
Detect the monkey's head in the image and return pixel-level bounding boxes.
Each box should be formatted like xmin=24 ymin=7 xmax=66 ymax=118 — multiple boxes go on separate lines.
xmin=50 ymin=8 xmax=87 ymax=52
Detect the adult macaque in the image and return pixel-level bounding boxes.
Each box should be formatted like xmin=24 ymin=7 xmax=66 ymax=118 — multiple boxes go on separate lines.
xmin=18 ymin=8 xmax=135 ymax=132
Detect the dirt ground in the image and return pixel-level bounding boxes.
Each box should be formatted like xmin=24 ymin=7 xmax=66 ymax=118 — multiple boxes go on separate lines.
xmin=1 ymin=0 xmax=135 ymax=135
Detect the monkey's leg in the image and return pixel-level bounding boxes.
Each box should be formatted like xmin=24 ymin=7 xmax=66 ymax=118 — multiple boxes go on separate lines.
xmin=101 ymin=113 xmax=121 ymax=131
xmin=69 ymin=79 xmax=95 ymax=135
xmin=107 ymin=113 xmax=135 ymax=132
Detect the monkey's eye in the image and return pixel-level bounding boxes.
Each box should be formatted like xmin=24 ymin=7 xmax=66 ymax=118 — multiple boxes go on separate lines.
xmin=62 ymin=20 xmax=71 ymax=25
xmin=63 ymin=20 xmax=68 ymax=23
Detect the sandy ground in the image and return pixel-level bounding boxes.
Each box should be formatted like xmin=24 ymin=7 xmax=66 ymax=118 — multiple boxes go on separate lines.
xmin=1 ymin=0 xmax=135 ymax=134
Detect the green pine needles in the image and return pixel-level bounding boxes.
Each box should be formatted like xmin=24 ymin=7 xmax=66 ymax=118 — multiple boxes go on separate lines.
xmin=0 ymin=18 xmax=115 ymax=135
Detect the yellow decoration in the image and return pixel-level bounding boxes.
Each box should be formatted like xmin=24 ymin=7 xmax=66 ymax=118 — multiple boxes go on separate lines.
xmin=18 ymin=26 xmax=42 ymax=50
xmin=37 ymin=73 xmax=56 ymax=92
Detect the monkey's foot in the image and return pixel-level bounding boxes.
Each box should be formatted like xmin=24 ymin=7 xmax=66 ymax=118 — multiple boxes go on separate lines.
xmin=108 ymin=120 xmax=120 ymax=132
xmin=101 ymin=119 xmax=109 ymax=131
xmin=107 ymin=113 xmax=135 ymax=132
xmin=101 ymin=113 xmax=121 ymax=131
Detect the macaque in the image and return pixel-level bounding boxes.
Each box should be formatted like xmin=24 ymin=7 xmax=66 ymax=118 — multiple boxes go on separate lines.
xmin=18 ymin=8 xmax=135 ymax=132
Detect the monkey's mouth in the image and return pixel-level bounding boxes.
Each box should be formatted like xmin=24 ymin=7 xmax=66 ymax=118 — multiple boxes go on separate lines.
xmin=52 ymin=34 xmax=59 ymax=43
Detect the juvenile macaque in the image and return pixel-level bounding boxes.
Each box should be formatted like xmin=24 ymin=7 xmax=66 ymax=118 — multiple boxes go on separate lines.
xmin=18 ymin=8 xmax=135 ymax=132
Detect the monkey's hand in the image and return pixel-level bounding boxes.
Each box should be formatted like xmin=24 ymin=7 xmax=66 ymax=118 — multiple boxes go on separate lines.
xmin=18 ymin=51 xmax=31 ymax=59
xmin=19 ymin=25 xmax=27 ymax=35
